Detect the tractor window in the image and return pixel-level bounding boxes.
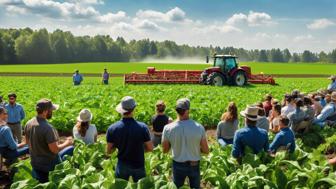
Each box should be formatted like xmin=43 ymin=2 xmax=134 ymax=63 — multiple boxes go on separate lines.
xmin=214 ymin=58 xmax=225 ymax=69
xmin=225 ymin=58 xmax=237 ymax=70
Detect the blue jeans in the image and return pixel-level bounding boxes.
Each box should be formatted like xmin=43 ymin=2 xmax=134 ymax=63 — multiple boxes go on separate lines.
xmin=312 ymin=118 xmax=325 ymax=128
xmin=103 ymin=80 xmax=109 ymax=85
xmin=172 ymin=160 xmax=200 ymax=189
xmin=74 ymin=81 xmax=81 ymax=85
xmin=218 ymin=138 xmax=233 ymax=147
xmin=32 ymin=146 xmax=74 ymax=183
xmin=115 ymin=161 xmax=146 ymax=182
xmin=0 ymin=145 xmax=29 ymax=165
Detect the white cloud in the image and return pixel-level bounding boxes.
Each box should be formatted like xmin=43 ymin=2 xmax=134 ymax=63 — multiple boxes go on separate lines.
xmin=293 ymin=34 xmax=314 ymax=42
xmin=226 ymin=11 xmax=275 ymax=27
xmin=68 ymin=0 xmax=104 ymax=5
xmin=136 ymin=20 xmax=161 ymax=31
xmin=307 ymin=18 xmax=335 ymax=30
xmin=6 ymin=5 xmax=26 ymax=14
xmin=97 ymin=11 xmax=127 ymax=23
xmin=135 ymin=7 xmax=186 ymax=23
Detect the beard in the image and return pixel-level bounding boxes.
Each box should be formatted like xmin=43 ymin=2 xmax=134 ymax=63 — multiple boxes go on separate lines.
xmin=46 ymin=111 xmax=53 ymax=119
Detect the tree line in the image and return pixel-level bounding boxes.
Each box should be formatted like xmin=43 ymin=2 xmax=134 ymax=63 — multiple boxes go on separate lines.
xmin=0 ymin=28 xmax=335 ymax=64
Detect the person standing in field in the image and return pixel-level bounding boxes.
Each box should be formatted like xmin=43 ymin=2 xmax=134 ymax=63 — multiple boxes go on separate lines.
xmin=73 ymin=69 xmax=83 ymax=86
xmin=216 ymin=102 xmax=238 ymax=147
xmin=102 ymin=68 xmax=110 ymax=85
xmin=25 ymin=99 xmax=74 ymax=183
xmin=73 ymin=109 xmax=97 ymax=145
xmin=106 ymin=96 xmax=153 ymax=182
xmin=151 ymin=100 xmax=173 ymax=147
xmin=232 ymin=106 xmax=269 ymax=164
xmin=5 ymin=93 xmax=25 ymax=143
xmin=162 ymin=98 xmax=209 ymax=189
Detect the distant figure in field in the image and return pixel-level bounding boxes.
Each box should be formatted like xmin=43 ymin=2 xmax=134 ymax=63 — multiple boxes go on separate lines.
xmin=102 ymin=68 xmax=110 ymax=85
xmin=328 ymin=75 xmax=336 ymax=92
xmin=5 ymin=93 xmax=25 ymax=143
xmin=151 ymin=100 xmax=172 ymax=147
xmin=73 ymin=70 xmax=83 ymax=86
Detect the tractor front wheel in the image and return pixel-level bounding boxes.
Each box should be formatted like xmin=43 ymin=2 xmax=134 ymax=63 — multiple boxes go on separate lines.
xmin=207 ymin=72 xmax=225 ymax=86
xmin=233 ymin=71 xmax=247 ymax=86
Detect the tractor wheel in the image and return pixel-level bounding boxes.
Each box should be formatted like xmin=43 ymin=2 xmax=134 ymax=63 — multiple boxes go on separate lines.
xmin=207 ymin=72 xmax=225 ymax=86
xmin=233 ymin=71 xmax=247 ymax=86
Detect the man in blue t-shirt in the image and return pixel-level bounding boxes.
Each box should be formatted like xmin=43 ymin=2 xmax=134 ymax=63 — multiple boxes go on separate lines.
xmin=269 ymin=116 xmax=295 ymax=154
xmin=73 ymin=70 xmax=83 ymax=85
xmin=106 ymin=96 xmax=153 ymax=182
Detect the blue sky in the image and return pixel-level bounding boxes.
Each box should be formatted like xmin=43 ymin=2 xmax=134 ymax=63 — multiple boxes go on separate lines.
xmin=0 ymin=0 xmax=335 ymax=52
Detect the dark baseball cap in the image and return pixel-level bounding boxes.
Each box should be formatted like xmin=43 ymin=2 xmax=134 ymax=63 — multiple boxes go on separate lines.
xmin=176 ymin=98 xmax=190 ymax=110
xmin=36 ymin=99 xmax=59 ymax=112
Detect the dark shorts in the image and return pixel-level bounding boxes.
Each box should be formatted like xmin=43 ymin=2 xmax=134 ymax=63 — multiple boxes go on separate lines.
xmin=103 ymin=80 xmax=109 ymax=85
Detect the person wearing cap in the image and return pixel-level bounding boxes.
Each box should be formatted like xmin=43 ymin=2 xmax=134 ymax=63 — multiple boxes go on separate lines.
xmin=217 ymin=102 xmax=239 ymax=147
xmin=106 ymin=96 xmax=153 ymax=182
xmin=73 ymin=109 xmax=97 ymax=145
xmin=151 ymin=100 xmax=173 ymax=147
xmin=313 ymin=92 xmax=336 ymax=128
xmin=269 ymin=116 xmax=295 ymax=155
xmin=73 ymin=69 xmax=83 ymax=86
xmin=288 ymin=99 xmax=306 ymax=132
xmin=281 ymin=94 xmax=296 ymax=118
xmin=0 ymin=107 xmax=29 ymax=174
xmin=232 ymin=106 xmax=269 ymax=163
xmin=102 ymin=68 xmax=110 ymax=85
xmin=162 ymin=98 xmax=209 ymax=189
xmin=5 ymin=93 xmax=25 ymax=143
xmin=25 ymin=99 xmax=74 ymax=183
xmin=327 ymin=75 xmax=336 ymax=91
xmin=262 ymin=94 xmax=273 ymax=117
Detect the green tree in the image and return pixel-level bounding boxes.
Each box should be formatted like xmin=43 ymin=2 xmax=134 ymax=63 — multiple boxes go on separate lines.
xmin=258 ymin=50 xmax=268 ymax=62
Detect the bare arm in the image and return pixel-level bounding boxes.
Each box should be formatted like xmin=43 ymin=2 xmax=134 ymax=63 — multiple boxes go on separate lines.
xmin=106 ymin=142 xmax=116 ymax=155
xmin=144 ymin=141 xmax=154 ymax=152
xmin=162 ymin=140 xmax=170 ymax=153
xmin=200 ymin=137 xmax=209 ymax=154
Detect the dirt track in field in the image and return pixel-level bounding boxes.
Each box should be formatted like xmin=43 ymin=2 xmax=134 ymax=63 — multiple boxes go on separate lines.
xmin=0 ymin=72 xmax=331 ymax=78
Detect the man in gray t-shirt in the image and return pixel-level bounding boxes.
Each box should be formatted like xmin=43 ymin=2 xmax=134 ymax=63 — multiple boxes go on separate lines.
xmin=25 ymin=99 xmax=74 ymax=183
xmin=162 ymin=98 xmax=209 ymax=189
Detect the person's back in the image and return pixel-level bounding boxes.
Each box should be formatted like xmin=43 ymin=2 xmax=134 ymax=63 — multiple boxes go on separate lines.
xmin=256 ymin=116 xmax=269 ymax=132
xmin=73 ymin=124 xmax=97 ymax=145
xmin=269 ymin=116 xmax=295 ymax=154
xmin=217 ymin=120 xmax=238 ymax=140
xmin=25 ymin=116 xmax=59 ymax=172
xmin=164 ymin=119 xmax=205 ymax=162
xmin=107 ymin=118 xmax=150 ymax=168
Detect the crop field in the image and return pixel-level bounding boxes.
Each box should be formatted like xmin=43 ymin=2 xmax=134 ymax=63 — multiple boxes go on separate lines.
xmin=2 ymin=76 xmax=336 ymax=189
xmin=0 ymin=62 xmax=335 ymax=75
xmin=0 ymin=77 xmax=330 ymax=132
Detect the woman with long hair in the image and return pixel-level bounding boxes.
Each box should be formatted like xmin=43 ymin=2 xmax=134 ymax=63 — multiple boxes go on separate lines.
xmin=73 ymin=109 xmax=97 ymax=144
xmin=217 ymin=102 xmax=239 ymax=147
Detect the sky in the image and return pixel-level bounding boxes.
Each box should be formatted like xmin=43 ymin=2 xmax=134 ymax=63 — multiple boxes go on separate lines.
xmin=0 ymin=0 xmax=335 ymax=53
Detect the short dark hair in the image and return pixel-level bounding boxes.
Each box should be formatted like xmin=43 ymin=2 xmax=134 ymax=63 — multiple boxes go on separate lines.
xmin=273 ymin=104 xmax=282 ymax=114
xmin=246 ymin=119 xmax=257 ymax=126
xmin=279 ymin=116 xmax=289 ymax=126
xmin=303 ymin=96 xmax=312 ymax=106
xmin=295 ymin=99 xmax=304 ymax=108
xmin=8 ymin=93 xmax=17 ymax=98
xmin=123 ymin=109 xmax=134 ymax=116
xmin=175 ymin=108 xmax=187 ymax=116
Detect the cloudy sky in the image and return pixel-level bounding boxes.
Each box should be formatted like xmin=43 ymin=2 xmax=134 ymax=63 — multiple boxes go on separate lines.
xmin=0 ymin=0 xmax=335 ymax=52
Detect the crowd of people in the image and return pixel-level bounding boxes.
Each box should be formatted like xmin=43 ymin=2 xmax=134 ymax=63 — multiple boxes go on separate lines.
xmin=0 ymin=76 xmax=335 ymax=188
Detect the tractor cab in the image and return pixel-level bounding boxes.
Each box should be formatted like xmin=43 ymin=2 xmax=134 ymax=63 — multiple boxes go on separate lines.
xmin=203 ymin=54 xmax=248 ymax=86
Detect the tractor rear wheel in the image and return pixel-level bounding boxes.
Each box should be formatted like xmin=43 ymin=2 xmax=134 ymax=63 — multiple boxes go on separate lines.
xmin=207 ymin=72 xmax=225 ymax=86
xmin=233 ymin=71 xmax=247 ymax=86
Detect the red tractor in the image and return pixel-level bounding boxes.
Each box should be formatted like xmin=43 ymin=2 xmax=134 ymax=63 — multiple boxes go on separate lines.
xmin=124 ymin=55 xmax=275 ymax=86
